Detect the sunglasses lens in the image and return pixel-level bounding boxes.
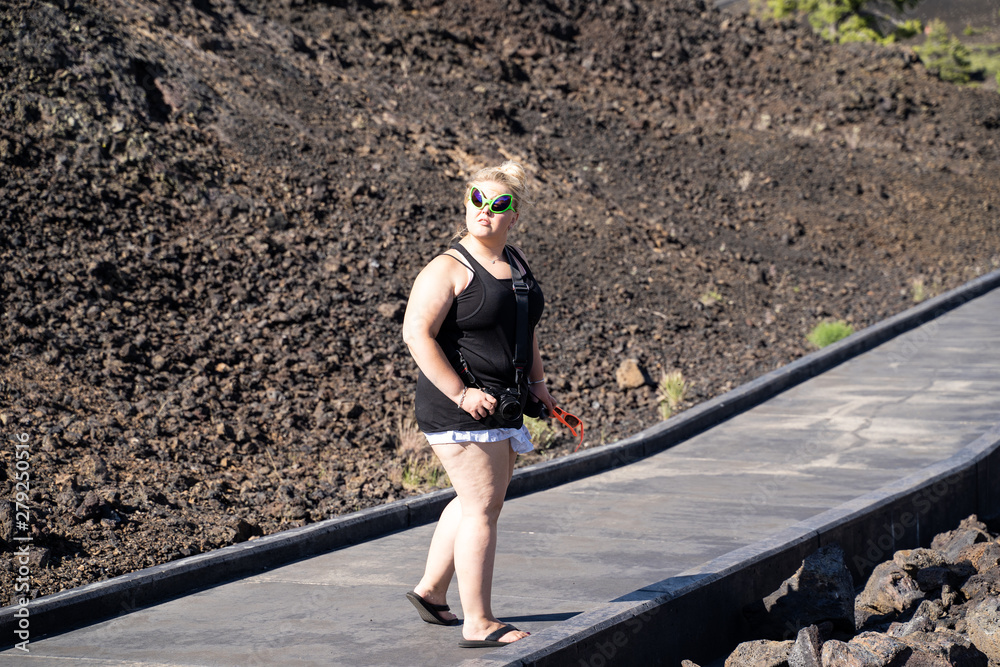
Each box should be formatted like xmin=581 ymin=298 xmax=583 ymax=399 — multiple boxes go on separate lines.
xmin=470 ymin=188 xmax=485 ymax=208
xmin=553 ymin=408 xmax=581 ymax=431
xmin=554 ymin=406 xmax=585 ymax=453
xmin=490 ymin=194 xmax=513 ymax=213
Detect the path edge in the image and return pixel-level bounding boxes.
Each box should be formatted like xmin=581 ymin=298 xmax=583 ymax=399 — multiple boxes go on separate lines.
xmin=460 ymin=422 xmax=1000 ymax=667
xmin=2 ymin=268 xmax=999 ymax=642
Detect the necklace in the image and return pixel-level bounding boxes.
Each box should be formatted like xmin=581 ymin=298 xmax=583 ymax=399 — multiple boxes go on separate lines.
xmin=469 ymin=246 xmax=504 ymax=265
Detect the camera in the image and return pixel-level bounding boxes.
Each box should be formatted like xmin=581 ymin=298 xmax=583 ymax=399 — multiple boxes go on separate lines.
xmin=480 ymin=385 xmax=524 ymax=428
xmin=523 ymin=395 xmax=548 ymax=419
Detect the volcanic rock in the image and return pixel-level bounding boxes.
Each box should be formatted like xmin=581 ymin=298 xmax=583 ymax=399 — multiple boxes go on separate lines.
xmin=746 ymin=543 xmax=856 ymax=639
xmin=819 ymin=640 xmax=869 ymax=667
xmin=74 ymin=491 xmax=105 ymax=522
xmin=894 ymin=549 xmax=948 ymax=577
xmin=616 ymin=358 xmax=649 ymax=390
xmin=965 ymin=597 xmax=1000 ymax=664
xmin=954 ymin=542 xmax=1000 ymax=575
xmin=788 ymin=625 xmax=824 ymax=667
xmin=897 ymin=630 xmax=988 ymax=667
xmin=931 ymin=516 xmax=992 ymax=563
xmin=856 ymin=562 xmax=925 ymax=629
xmin=848 ymin=632 xmax=911 ymax=667
xmin=960 ymin=569 xmax=1000 ymax=602
xmin=725 ymin=639 xmax=794 ymax=667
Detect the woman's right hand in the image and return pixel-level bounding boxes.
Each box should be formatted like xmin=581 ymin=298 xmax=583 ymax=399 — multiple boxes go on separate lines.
xmin=461 ymin=387 xmax=497 ymax=420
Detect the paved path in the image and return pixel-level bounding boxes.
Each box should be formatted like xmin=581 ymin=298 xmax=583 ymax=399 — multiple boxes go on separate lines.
xmin=4 ymin=287 xmax=1000 ymax=666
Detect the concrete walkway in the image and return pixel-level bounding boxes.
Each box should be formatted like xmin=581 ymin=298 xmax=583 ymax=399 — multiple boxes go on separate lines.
xmin=4 ymin=285 xmax=1000 ymax=666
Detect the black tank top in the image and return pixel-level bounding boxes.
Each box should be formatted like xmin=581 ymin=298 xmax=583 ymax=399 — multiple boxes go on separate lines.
xmin=414 ymin=243 xmax=544 ymax=433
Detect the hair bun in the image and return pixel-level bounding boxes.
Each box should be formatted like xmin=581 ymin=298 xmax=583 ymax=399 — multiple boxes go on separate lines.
xmin=497 ymin=160 xmax=526 ymax=183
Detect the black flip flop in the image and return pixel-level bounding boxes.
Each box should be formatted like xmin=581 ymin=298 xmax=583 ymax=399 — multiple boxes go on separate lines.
xmin=458 ymin=623 xmax=524 ymax=648
xmin=405 ymin=591 xmax=460 ymax=626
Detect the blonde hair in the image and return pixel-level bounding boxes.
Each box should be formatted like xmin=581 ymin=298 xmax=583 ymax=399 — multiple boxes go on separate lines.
xmin=455 ymin=161 xmax=530 ymax=239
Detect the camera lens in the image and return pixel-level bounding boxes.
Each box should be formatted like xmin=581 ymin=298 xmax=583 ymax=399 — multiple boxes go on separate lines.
xmin=499 ymin=398 xmax=521 ymax=421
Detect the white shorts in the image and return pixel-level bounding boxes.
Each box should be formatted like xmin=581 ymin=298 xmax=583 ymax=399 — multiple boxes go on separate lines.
xmin=423 ymin=426 xmax=535 ymax=454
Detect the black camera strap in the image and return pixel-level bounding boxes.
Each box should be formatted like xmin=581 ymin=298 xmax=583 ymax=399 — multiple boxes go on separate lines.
xmin=507 ymin=246 xmax=530 ymax=389
xmin=452 ymin=244 xmax=531 ymax=390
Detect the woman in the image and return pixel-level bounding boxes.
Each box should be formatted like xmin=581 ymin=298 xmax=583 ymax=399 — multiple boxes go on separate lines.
xmin=401 ymin=161 xmax=555 ymax=648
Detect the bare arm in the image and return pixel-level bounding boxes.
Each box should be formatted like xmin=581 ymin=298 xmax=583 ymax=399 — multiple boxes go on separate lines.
xmin=402 ymin=254 xmax=497 ymax=420
xmin=527 ymin=332 xmax=555 ymax=412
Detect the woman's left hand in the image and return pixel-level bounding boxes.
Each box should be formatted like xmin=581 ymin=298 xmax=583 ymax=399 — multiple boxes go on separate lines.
xmin=528 ymin=382 xmax=556 ymax=416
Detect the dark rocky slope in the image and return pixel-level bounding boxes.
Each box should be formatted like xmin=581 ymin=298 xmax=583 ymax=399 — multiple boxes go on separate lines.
xmin=1 ymin=0 xmax=998 ymax=598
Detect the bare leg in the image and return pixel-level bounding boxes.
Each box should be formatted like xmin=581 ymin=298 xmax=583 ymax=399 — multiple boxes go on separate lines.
xmin=430 ymin=440 xmax=529 ymax=644
xmin=413 ymin=496 xmax=461 ymax=623
xmin=414 ymin=444 xmax=518 ymax=624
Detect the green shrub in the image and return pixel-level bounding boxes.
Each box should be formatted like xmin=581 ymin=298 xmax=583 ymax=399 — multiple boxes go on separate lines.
xmin=764 ymin=0 xmax=922 ymax=45
xmin=396 ymin=415 xmax=448 ymax=489
xmin=915 ymin=19 xmax=978 ymax=84
xmin=966 ymin=43 xmax=1000 ymax=90
xmin=656 ymin=370 xmax=688 ymax=420
xmin=807 ymin=320 xmax=855 ymax=348
xmin=699 ymin=290 xmax=723 ymax=306
xmin=401 ymin=457 xmax=448 ymax=489
xmin=524 ymin=416 xmax=557 ymax=450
